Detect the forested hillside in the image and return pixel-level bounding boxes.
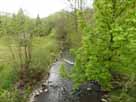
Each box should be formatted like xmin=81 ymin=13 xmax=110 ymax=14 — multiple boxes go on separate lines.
xmin=0 ymin=0 xmax=136 ymax=102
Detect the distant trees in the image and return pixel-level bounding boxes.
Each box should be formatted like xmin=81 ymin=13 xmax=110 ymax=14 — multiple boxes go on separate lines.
xmin=54 ymin=13 xmax=68 ymax=51
xmin=33 ymin=14 xmax=47 ymax=36
xmin=67 ymin=0 xmax=83 ymax=33
xmin=0 ymin=16 xmax=4 ymax=37
xmin=40 ymin=10 xmax=89 ymax=50
xmin=66 ymin=0 xmax=94 ymax=49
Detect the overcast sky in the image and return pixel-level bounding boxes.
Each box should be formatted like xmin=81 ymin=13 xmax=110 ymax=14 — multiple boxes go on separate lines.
xmin=0 ymin=0 xmax=93 ymax=18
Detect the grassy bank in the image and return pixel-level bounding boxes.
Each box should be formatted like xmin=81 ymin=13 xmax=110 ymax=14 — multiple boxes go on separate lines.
xmin=0 ymin=33 xmax=59 ymax=101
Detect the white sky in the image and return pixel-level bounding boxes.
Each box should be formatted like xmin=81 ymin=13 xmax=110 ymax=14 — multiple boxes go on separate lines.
xmin=0 ymin=0 xmax=93 ymax=18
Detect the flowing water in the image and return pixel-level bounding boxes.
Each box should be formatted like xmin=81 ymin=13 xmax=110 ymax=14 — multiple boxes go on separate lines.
xmin=33 ymin=60 xmax=77 ymax=102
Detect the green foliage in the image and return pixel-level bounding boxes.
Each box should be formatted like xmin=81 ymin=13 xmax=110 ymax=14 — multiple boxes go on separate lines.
xmin=110 ymin=73 xmax=136 ymax=102
xmin=0 ymin=38 xmax=18 ymax=89
xmin=33 ymin=14 xmax=47 ymax=36
xmin=0 ymin=64 xmax=17 ymax=89
xmin=0 ymin=31 xmax=59 ymax=102
xmin=31 ymin=35 xmax=59 ymax=74
xmin=71 ymin=0 xmax=136 ymax=91
xmin=0 ymin=9 xmax=60 ymax=101
xmin=59 ymin=64 xmax=69 ymax=78
xmin=0 ymin=89 xmax=29 ymax=102
xmin=1 ymin=0 xmax=136 ymax=101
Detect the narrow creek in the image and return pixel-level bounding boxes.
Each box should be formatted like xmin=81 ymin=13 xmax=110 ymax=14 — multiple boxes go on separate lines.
xmin=30 ymin=59 xmax=77 ymax=102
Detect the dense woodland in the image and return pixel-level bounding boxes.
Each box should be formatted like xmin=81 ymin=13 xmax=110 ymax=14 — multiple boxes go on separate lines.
xmin=0 ymin=0 xmax=136 ymax=102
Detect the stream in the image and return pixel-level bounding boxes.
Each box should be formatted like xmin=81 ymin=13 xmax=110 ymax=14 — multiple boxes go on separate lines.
xmin=30 ymin=59 xmax=77 ymax=102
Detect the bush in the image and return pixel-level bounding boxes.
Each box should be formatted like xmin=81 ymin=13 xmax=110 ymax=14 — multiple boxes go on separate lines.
xmin=0 ymin=89 xmax=28 ymax=102
xmin=59 ymin=64 xmax=69 ymax=78
xmin=0 ymin=64 xmax=17 ymax=89
xmin=110 ymin=73 xmax=136 ymax=102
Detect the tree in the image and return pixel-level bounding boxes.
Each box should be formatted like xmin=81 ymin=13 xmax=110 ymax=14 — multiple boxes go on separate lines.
xmin=6 ymin=9 xmax=34 ymax=83
xmin=71 ymin=0 xmax=136 ymax=90
xmin=33 ymin=14 xmax=44 ymax=36
xmin=54 ymin=12 xmax=69 ymax=52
